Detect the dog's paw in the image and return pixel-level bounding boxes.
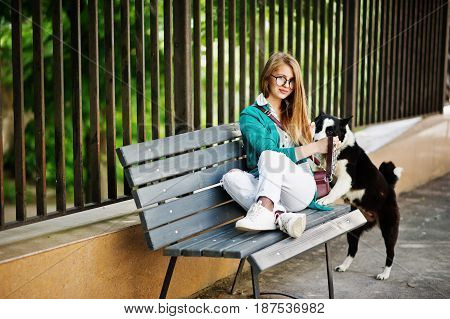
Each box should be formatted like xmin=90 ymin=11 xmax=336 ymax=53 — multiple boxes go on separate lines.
xmin=376 ymin=266 xmax=391 ymax=280
xmin=376 ymin=273 xmax=389 ymax=280
xmin=318 ymin=196 xmax=335 ymax=206
xmin=334 ymin=265 xmax=348 ymax=272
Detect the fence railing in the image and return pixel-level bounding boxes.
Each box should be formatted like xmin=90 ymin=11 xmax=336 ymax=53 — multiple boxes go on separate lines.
xmin=0 ymin=0 xmax=449 ymax=230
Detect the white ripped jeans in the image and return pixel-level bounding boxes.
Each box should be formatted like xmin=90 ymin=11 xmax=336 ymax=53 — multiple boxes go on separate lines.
xmin=221 ymin=150 xmax=316 ymax=213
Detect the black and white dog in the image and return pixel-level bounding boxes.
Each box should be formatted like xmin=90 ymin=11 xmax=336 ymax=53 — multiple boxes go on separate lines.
xmin=313 ymin=111 xmax=403 ymax=280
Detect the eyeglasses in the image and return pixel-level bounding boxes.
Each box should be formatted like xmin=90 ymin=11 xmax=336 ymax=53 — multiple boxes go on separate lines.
xmin=271 ymin=75 xmax=295 ymax=90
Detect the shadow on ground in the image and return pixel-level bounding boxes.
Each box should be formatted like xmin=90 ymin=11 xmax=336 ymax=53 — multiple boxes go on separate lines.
xmin=192 ymin=173 xmax=450 ymax=299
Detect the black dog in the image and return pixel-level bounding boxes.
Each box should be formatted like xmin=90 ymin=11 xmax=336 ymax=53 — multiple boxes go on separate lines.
xmin=313 ymin=111 xmax=402 ymax=280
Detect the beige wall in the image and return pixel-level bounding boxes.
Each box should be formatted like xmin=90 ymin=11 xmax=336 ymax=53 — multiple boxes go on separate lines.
xmin=368 ymin=115 xmax=450 ymax=194
xmin=1 ymin=114 xmax=449 ymax=299
xmin=0 ymin=225 xmax=239 ymax=298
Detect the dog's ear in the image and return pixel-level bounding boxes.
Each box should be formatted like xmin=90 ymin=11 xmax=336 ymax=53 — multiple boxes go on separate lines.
xmin=314 ymin=110 xmax=326 ymax=122
xmin=340 ymin=115 xmax=353 ymax=127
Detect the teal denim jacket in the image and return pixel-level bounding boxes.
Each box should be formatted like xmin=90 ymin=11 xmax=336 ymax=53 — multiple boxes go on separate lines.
xmin=239 ymin=102 xmax=333 ymax=211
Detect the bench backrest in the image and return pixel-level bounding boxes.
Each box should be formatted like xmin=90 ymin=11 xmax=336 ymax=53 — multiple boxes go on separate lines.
xmin=116 ymin=123 xmax=246 ymax=250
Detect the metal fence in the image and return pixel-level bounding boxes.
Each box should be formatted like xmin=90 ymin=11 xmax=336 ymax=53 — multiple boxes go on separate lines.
xmin=0 ymin=0 xmax=449 ymax=230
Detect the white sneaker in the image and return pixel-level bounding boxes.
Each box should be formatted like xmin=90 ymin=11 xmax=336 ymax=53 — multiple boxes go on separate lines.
xmin=235 ymin=201 xmax=277 ymax=231
xmin=276 ymin=213 xmax=306 ymax=238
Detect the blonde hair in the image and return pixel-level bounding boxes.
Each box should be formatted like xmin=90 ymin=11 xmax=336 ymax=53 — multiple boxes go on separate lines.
xmin=260 ymin=52 xmax=312 ymax=145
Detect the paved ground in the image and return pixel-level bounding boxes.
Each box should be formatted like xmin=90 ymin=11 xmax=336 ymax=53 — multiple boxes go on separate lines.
xmin=192 ymin=173 xmax=450 ymax=299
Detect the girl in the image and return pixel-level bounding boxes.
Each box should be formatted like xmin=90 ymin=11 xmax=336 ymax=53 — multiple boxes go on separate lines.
xmin=221 ymin=52 xmax=341 ymax=238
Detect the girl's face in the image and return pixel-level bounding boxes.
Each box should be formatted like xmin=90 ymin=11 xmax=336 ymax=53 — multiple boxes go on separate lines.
xmin=268 ymin=63 xmax=295 ymax=101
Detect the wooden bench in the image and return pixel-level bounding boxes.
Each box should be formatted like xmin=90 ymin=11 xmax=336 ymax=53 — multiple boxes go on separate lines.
xmin=116 ymin=123 xmax=366 ymax=299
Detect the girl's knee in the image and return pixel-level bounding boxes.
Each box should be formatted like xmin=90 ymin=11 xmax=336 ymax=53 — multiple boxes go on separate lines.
xmin=220 ymin=169 xmax=243 ymax=189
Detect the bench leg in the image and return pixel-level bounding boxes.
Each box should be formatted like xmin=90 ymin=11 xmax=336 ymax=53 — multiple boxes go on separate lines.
xmin=251 ymin=265 xmax=260 ymax=299
xmin=325 ymin=242 xmax=334 ymax=299
xmin=230 ymin=258 xmax=246 ymax=294
xmin=160 ymin=256 xmax=177 ymax=299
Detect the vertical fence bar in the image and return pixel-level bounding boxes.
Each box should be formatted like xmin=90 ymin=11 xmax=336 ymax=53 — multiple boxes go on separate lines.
xmin=121 ymin=0 xmax=131 ymax=195
xmin=33 ymin=0 xmax=47 ymax=216
xmin=380 ymin=0 xmax=390 ymax=122
xmin=259 ymin=0 xmax=266 ymax=73
xmin=173 ymin=0 xmax=193 ymax=133
xmin=365 ymin=0 xmax=374 ymax=125
xmin=295 ymin=0 xmax=302 ymax=61
xmin=420 ymin=0 xmax=427 ymax=115
xmin=404 ymin=0 xmax=411 ymax=117
xmin=150 ymin=0 xmax=160 ymax=138
xmin=343 ymin=0 xmax=359 ymax=127
xmin=136 ymin=0 xmax=146 ymax=141
xmin=11 ymin=0 xmax=26 ymax=221
xmin=439 ymin=0 xmax=449 ymax=111
xmin=370 ymin=0 xmax=379 ymax=123
xmin=407 ymin=0 xmax=415 ymax=117
xmin=104 ymin=0 xmax=117 ymax=199
xmin=409 ymin=0 xmax=416 ymax=116
xmin=420 ymin=0 xmax=428 ymax=115
xmin=340 ymin=0 xmax=347 ymax=117
xmin=326 ymin=0 xmax=333 ymax=115
xmin=164 ymin=0 xmax=174 ymax=136
xmin=249 ymin=0 xmax=256 ymax=103
xmin=425 ymin=1 xmax=434 ymax=114
xmin=218 ymin=0 xmax=225 ymax=124
xmin=269 ymin=0 xmax=275 ymax=54
xmin=399 ymin=0 xmax=406 ymax=119
xmin=387 ymin=0 xmax=397 ymax=121
xmin=0 ymin=65 xmax=4 ymax=226
xmin=434 ymin=0 xmax=442 ymax=111
xmin=431 ymin=0 xmax=440 ymax=113
xmin=358 ymin=0 xmax=367 ymax=127
xmin=304 ymin=0 xmax=310 ymax=96
xmin=206 ymin=0 xmax=213 ymax=127
xmin=333 ymin=0 xmax=341 ymax=116
xmin=287 ymin=0 xmax=294 ymax=54
xmin=393 ymin=0 xmax=402 ymax=120
xmin=193 ymin=0 xmax=201 ymax=129
xmin=399 ymin=0 xmax=408 ymax=119
xmin=88 ymin=0 xmax=101 ymax=203
xmin=431 ymin=0 xmax=438 ymax=112
xmin=427 ymin=0 xmax=434 ymax=114
xmin=71 ymin=0 xmax=84 ymax=207
xmin=239 ymin=0 xmax=246 ymax=111
xmin=279 ymin=0 xmax=285 ymax=52
xmin=427 ymin=0 xmax=436 ymax=114
xmin=53 ymin=0 xmax=66 ymax=211
xmin=312 ymin=1 xmax=318 ymax=115
xmin=412 ymin=0 xmax=422 ymax=116
xmin=229 ymin=0 xmax=236 ymax=123
xmin=318 ymin=0 xmax=325 ymax=115
xmin=402 ymin=0 xmax=411 ymax=118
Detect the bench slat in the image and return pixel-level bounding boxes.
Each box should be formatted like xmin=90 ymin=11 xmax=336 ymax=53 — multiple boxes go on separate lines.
xmin=248 ymin=210 xmax=367 ymax=273
xmin=117 ymin=123 xmax=241 ymax=167
xmin=202 ymin=231 xmax=275 ymax=257
xmin=144 ymin=201 xmax=245 ymax=250
xmin=222 ymin=204 xmax=352 ymax=258
xmin=163 ymin=224 xmax=236 ymax=256
xmin=164 ymin=223 xmax=235 ymax=256
xmin=134 ymin=159 xmax=245 ymax=208
xmin=140 ymin=187 xmax=232 ymax=230
xmin=181 ymin=228 xmax=246 ymax=256
xmin=126 ymin=140 xmax=243 ymax=187
xmin=222 ymin=232 xmax=287 ymax=258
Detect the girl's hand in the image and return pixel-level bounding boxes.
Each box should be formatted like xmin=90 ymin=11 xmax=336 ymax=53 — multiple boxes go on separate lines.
xmin=315 ymin=136 xmax=341 ymax=154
